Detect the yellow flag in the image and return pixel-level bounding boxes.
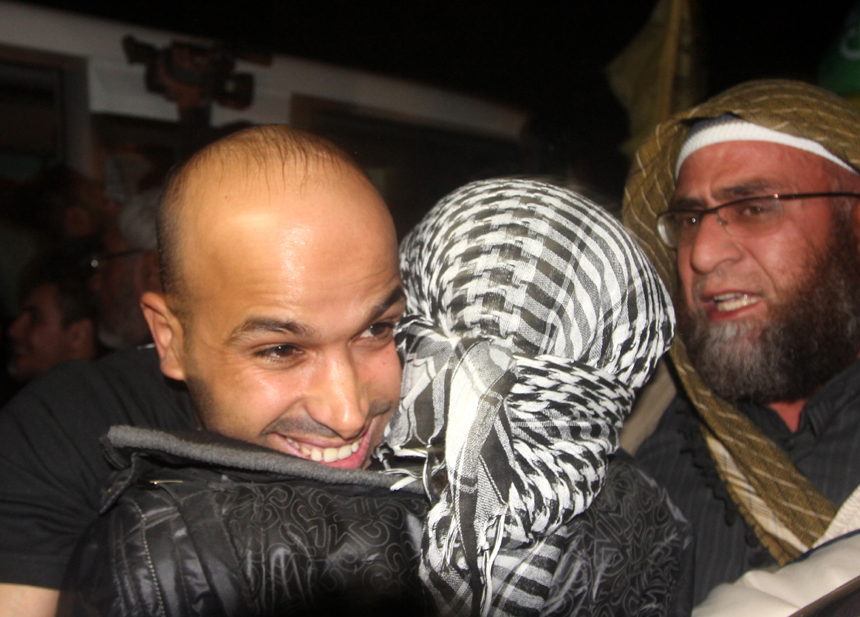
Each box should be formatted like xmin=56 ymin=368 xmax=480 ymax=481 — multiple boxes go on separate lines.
xmin=607 ymin=0 xmax=703 ymax=157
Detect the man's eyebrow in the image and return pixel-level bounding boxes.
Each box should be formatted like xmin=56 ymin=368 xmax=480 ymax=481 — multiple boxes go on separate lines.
xmin=669 ymin=180 xmax=779 ymax=210
xmin=226 ymin=287 xmax=405 ymax=344
xmin=713 ymin=181 xmax=777 ymax=200
xmin=228 ymin=316 xmax=315 ymax=344
xmin=668 ymin=195 xmax=705 ymax=211
xmin=368 ymin=286 xmax=406 ymax=323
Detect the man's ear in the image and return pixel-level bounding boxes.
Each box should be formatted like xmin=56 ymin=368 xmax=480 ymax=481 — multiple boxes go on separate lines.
xmin=140 ymin=291 xmax=187 ymax=381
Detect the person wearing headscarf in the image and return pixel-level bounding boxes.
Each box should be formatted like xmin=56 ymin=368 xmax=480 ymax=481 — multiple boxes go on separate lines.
xmin=58 ymin=175 xmax=691 ymax=617
xmin=623 ymin=79 xmax=860 ymax=604
xmin=383 ymin=178 xmax=690 ymax=615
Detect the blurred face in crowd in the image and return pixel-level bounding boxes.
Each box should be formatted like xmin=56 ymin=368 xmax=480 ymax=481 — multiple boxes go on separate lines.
xmin=89 ymin=224 xmax=156 ymax=350
xmin=63 ymin=179 xmax=113 ymax=239
xmin=672 ymin=140 xmax=860 ymax=403
xmin=7 ymin=283 xmax=93 ymax=381
xmin=144 ymin=152 xmax=404 ymax=469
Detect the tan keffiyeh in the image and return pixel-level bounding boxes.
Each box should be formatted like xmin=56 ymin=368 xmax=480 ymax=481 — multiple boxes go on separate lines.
xmin=622 ymin=79 xmax=860 ymax=565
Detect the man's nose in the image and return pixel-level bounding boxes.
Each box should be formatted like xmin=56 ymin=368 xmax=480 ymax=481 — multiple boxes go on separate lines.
xmin=687 ymin=212 xmax=744 ymax=274
xmin=307 ymin=353 xmax=369 ymax=440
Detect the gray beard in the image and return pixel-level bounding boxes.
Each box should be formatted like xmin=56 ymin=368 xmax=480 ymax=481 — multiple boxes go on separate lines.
xmin=677 ymin=214 xmax=860 ymax=405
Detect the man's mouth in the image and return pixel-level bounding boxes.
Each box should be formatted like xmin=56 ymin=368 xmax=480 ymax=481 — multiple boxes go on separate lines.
xmin=712 ymin=292 xmax=761 ymax=312
xmin=284 ymin=436 xmax=361 ymax=463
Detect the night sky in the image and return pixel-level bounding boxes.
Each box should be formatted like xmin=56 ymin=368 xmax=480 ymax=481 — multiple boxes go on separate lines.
xmin=17 ymin=0 xmax=860 ymax=195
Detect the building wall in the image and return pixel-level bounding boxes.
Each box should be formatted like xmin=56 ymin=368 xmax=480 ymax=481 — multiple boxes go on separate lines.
xmin=0 ymin=0 xmax=527 ymax=139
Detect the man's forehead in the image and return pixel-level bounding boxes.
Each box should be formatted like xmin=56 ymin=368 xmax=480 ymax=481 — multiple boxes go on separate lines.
xmin=672 ymin=141 xmax=835 ymax=200
xmin=179 ymin=158 xmax=395 ymax=290
xmin=182 ymin=155 xmax=370 ymax=221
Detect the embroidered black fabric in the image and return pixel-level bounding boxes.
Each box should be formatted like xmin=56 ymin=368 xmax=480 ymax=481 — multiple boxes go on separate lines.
xmin=64 ymin=428 xmax=694 ymax=616
xmin=63 ymin=429 xmax=434 ymax=617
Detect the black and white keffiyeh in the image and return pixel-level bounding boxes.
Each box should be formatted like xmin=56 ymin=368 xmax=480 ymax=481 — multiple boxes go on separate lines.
xmin=381 ymin=179 xmax=674 ymax=615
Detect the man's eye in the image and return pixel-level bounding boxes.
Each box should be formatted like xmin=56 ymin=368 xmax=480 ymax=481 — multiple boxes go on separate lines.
xmin=256 ymin=345 xmax=298 ymax=360
xmin=365 ymin=322 xmax=394 ymax=339
xmin=736 ymin=203 xmax=773 ymax=217
xmin=730 ymin=200 xmax=780 ymax=223
xmin=676 ymin=212 xmax=700 ymax=227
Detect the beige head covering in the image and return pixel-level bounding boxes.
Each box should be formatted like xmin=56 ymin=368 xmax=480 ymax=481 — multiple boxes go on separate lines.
xmin=623 ymin=79 xmax=860 ymax=564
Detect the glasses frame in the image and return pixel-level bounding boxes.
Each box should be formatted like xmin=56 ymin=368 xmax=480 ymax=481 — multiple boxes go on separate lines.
xmin=656 ymin=191 xmax=860 ymax=248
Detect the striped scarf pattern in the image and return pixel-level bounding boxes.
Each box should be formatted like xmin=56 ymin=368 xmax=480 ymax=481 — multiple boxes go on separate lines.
xmin=384 ymin=178 xmax=673 ymax=615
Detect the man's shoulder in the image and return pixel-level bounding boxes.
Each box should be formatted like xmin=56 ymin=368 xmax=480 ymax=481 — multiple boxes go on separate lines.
xmin=6 ymin=346 xmax=158 ymax=393
xmin=0 ymin=346 xmax=195 ymax=434
xmin=634 ymin=394 xmax=695 ymax=468
xmin=632 ymin=393 xmax=717 ymax=506
xmin=0 ymin=350 xmax=196 ymax=590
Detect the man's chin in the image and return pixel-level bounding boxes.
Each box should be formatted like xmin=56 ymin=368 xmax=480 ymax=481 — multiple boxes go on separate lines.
xmin=690 ymin=318 xmax=762 ymax=350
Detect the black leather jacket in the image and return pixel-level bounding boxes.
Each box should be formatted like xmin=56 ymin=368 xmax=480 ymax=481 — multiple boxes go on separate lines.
xmin=63 ymin=427 xmax=694 ymax=617
xmin=63 ymin=427 xmax=434 ymax=617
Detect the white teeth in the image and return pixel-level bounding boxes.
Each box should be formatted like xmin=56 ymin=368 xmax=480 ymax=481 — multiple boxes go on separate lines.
xmin=286 ymin=436 xmax=360 ymax=463
xmin=713 ymin=293 xmax=760 ymax=312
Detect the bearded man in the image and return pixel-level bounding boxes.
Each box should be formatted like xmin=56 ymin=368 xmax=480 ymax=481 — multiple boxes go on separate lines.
xmin=623 ymin=79 xmax=860 ymax=605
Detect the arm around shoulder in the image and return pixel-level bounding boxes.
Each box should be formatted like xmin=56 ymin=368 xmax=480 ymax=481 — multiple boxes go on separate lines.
xmin=0 ymin=583 xmax=58 ymax=617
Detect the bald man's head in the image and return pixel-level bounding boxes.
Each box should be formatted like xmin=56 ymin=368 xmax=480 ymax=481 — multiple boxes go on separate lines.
xmin=141 ymin=124 xmax=403 ymax=469
xmin=157 ymin=125 xmax=369 ymax=308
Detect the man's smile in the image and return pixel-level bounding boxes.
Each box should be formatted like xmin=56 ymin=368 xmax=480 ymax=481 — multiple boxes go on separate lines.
xmin=711 ymin=292 xmax=761 ymax=313
xmin=266 ymin=422 xmax=379 ymax=469
xmin=694 ymin=280 xmax=766 ymax=321
xmin=284 ymin=435 xmax=362 ymax=463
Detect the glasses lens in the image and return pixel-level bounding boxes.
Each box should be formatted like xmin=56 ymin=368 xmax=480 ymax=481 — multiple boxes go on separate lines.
xmin=720 ymin=197 xmax=782 ymax=237
xmin=658 ymin=211 xmax=701 ymax=248
xmin=657 ymin=215 xmax=678 ymax=248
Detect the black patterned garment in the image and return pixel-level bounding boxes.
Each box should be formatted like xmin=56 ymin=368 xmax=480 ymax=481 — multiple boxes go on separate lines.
xmin=381 ymin=179 xmax=680 ymax=615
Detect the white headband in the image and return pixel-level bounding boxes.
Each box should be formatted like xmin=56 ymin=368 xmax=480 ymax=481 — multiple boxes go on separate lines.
xmin=675 ymin=117 xmax=857 ymax=178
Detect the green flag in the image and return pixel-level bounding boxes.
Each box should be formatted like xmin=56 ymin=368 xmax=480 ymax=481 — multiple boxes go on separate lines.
xmin=820 ymin=2 xmax=860 ymax=103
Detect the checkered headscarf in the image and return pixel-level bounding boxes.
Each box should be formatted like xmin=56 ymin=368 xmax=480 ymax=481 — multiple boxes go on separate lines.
xmin=384 ymin=178 xmax=673 ymax=615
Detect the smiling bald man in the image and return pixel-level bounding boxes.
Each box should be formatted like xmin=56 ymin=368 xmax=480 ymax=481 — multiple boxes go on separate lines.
xmin=0 ymin=126 xmax=407 ymax=616
xmin=143 ymin=125 xmax=404 ymax=469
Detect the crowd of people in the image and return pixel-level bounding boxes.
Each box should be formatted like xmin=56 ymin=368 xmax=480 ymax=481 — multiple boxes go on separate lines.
xmin=0 ymin=77 xmax=859 ymax=617
xmin=0 ymin=168 xmax=162 ymax=407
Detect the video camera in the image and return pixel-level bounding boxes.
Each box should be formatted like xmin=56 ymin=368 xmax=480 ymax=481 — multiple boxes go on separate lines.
xmin=122 ymin=36 xmax=264 ymax=110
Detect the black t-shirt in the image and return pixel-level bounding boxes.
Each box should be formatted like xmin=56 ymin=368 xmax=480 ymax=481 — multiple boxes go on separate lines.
xmin=0 ymin=347 xmax=197 ymax=588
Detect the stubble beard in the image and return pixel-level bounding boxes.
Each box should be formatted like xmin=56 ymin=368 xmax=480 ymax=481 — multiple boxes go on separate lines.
xmin=677 ymin=212 xmax=860 ymax=406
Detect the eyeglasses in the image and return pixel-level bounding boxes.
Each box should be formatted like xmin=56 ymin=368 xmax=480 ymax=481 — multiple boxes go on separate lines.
xmin=84 ymin=249 xmax=147 ymax=271
xmin=656 ymin=192 xmax=860 ymax=248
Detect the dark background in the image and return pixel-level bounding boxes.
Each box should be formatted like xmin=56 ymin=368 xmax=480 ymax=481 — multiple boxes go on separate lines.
xmin=15 ymin=0 xmax=860 ymax=196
